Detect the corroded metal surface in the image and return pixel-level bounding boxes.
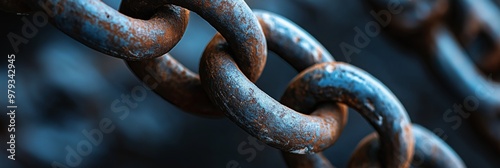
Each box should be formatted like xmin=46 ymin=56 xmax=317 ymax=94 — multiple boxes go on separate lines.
xmin=200 ymin=32 xmax=414 ymax=167
xmin=123 ymin=0 xmax=267 ymax=116
xmin=126 ymin=11 xmax=338 ymax=116
xmin=25 ymin=0 xmax=189 ymax=61
xmin=255 ymin=11 xmax=341 ymax=167
xmin=121 ymin=0 xmax=267 ymax=81
xmin=200 ymin=33 xmax=345 ymax=154
xmin=126 ymin=53 xmax=223 ymax=116
xmin=254 ymin=10 xmax=333 ymax=72
xmin=165 ymin=0 xmax=268 ymax=82
xmin=349 ymin=125 xmax=465 ymax=168
xmin=282 ymin=62 xmax=414 ymax=168
xmin=280 ymin=105 xmax=344 ymax=168
xmin=0 ymin=1 xmax=470 ymax=167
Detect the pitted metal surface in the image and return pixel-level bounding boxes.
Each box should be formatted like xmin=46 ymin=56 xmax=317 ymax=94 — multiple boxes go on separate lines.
xmin=0 ymin=1 xmax=470 ymax=167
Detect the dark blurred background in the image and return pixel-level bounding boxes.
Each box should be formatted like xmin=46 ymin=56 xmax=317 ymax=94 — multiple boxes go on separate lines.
xmin=0 ymin=0 xmax=499 ymax=167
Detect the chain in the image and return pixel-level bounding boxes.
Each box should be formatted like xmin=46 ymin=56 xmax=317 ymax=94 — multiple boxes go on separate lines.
xmin=2 ymin=0 xmax=469 ymax=167
xmin=350 ymin=125 xmax=464 ymax=167
xmin=365 ymin=0 xmax=500 ymax=154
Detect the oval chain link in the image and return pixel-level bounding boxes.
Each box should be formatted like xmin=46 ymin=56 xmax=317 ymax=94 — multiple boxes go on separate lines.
xmin=0 ymin=0 xmax=469 ymax=167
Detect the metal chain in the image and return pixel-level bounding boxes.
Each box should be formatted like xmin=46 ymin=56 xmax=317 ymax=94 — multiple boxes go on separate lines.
xmin=2 ymin=0 xmax=468 ymax=167
xmin=444 ymin=0 xmax=500 ymax=152
xmin=365 ymin=0 xmax=500 ymax=154
xmin=350 ymin=125 xmax=465 ymax=167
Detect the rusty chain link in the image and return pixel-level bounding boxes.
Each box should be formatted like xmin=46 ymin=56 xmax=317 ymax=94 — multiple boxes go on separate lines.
xmin=1 ymin=0 xmax=470 ymax=167
xmin=350 ymin=125 xmax=465 ymax=168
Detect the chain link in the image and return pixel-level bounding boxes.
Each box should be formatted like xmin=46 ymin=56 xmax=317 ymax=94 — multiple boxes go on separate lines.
xmin=366 ymin=0 xmax=500 ymax=155
xmin=350 ymin=125 xmax=465 ymax=167
xmin=2 ymin=0 xmax=474 ymax=167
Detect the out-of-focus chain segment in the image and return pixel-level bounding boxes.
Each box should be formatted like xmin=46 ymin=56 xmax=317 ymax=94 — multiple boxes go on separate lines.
xmin=365 ymin=0 xmax=500 ymax=154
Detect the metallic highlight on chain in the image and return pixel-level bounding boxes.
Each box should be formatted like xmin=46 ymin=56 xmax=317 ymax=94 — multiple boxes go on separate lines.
xmin=0 ymin=0 xmax=471 ymax=167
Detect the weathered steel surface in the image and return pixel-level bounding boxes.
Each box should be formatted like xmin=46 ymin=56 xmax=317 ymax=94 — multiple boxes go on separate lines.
xmin=0 ymin=0 xmax=470 ymax=167
xmin=126 ymin=11 xmax=337 ymax=116
xmin=349 ymin=125 xmax=465 ymax=168
xmin=254 ymin=10 xmax=333 ymax=72
xmin=25 ymin=0 xmax=189 ymax=61
xmin=121 ymin=0 xmax=267 ymax=81
xmin=126 ymin=53 xmax=223 ymax=117
xmin=281 ymin=62 xmax=414 ymax=168
xmin=200 ymin=33 xmax=343 ymax=153
xmin=200 ymin=31 xmax=414 ymax=167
